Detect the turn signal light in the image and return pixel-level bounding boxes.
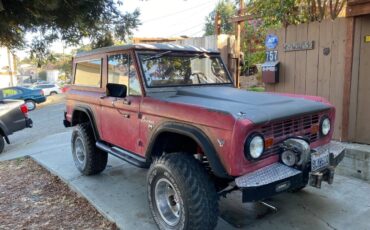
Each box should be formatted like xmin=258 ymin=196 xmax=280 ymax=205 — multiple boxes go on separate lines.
xmin=264 ymin=138 xmax=274 ymax=148
xmin=20 ymin=104 xmax=28 ymax=114
xmin=311 ymin=124 xmax=319 ymax=134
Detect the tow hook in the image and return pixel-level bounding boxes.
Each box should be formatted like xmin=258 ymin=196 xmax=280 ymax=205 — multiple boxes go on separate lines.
xmin=309 ymin=167 xmax=335 ymax=188
xmin=26 ymin=118 xmax=33 ymax=128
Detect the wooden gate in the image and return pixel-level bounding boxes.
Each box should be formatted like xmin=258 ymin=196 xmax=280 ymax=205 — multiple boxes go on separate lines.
xmin=265 ymin=18 xmax=348 ymax=140
xmin=349 ymin=15 xmax=370 ymax=143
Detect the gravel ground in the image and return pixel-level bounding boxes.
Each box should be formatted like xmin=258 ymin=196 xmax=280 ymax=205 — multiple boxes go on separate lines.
xmin=0 ymin=157 xmax=117 ymax=230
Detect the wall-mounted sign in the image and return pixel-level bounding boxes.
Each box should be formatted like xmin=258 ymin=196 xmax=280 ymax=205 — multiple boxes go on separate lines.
xmin=284 ymin=41 xmax=314 ymax=52
xmin=266 ymin=50 xmax=278 ymax=62
xmin=365 ymin=36 xmax=370 ymax=43
xmin=265 ymin=34 xmax=279 ymax=50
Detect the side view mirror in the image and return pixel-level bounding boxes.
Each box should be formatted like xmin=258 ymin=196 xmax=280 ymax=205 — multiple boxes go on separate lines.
xmin=106 ymin=83 xmax=127 ymax=98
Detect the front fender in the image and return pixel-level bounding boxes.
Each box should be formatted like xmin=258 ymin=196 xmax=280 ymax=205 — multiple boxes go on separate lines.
xmin=146 ymin=122 xmax=231 ymax=179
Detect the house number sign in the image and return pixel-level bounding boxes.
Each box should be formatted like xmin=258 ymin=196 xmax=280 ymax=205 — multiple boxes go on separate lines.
xmin=284 ymin=41 xmax=314 ymax=52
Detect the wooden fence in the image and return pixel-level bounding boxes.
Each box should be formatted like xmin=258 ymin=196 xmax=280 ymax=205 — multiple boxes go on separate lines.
xmin=265 ymin=18 xmax=348 ymax=140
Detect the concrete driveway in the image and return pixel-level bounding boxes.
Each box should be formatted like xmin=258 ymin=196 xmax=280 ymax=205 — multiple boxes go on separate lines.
xmin=1 ymin=102 xmax=369 ymax=230
xmin=2 ymin=130 xmax=368 ymax=230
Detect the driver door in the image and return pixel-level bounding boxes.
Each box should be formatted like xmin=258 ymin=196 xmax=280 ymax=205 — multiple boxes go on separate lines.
xmin=100 ymin=52 xmax=143 ymax=154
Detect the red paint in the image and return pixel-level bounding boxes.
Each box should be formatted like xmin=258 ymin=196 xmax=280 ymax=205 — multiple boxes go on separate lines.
xmin=65 ymin=48 xmax=337 ymax=178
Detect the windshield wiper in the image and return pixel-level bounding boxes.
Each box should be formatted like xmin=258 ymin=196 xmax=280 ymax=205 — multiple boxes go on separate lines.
xmin=143 ymin=51 xmax=172 ymax=61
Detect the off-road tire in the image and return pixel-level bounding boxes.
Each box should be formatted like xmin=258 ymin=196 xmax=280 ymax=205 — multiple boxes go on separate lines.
xmin=50 ymin=91 xmax=57 ymax=95
xmin=0 ymin=137 xmax=5 ymax=154
xmin=71 ymin=122 xmax=107 ymax=175
xmin=147 ymin=153 xmax=219 ymax=230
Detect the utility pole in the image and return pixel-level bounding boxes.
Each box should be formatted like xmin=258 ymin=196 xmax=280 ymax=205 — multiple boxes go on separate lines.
xmin=7 ymin=48 xmax=14 ymax=87
xmin=214 ymin=11 xmax=221 ymax=35
xmin=234 ymin=0 xmax=244 ymax=88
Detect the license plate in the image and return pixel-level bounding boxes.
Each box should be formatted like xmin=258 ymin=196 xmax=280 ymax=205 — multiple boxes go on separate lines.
xmin=311 ymin=150 xmax=329 ymax=172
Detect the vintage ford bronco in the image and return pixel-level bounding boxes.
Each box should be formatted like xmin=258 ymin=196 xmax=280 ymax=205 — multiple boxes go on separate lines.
xmin=64 ymin=44 xmax=344 ymax=230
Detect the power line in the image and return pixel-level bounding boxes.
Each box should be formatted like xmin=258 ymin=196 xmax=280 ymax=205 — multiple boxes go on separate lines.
xmin=169 ymin=23 xmax=204 ymax=37
xmin=142 ymin=0 xmax=214 ymax=23
xmin=188 ymin=29 xmax=205 ymax=37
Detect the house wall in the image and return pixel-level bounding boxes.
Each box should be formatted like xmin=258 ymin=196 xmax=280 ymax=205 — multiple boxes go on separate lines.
xmin=46 ymin=70 xmax=60 ymax=83
xmin=0 ymin=47 xmax=16 ymax=88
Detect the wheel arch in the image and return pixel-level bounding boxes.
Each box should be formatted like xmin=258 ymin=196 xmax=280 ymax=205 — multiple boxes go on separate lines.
xmin=71 ymin=106 xmax=100 ymax=140
xmin=146 ymin=122 xmax=230 ymax=179
xmin=24 ymin=98 xmax=36 ymax=102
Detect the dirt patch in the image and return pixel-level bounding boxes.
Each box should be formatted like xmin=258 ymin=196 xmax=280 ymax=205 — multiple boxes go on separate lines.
xmin=0 ymin=157 xmax=117 ymax=230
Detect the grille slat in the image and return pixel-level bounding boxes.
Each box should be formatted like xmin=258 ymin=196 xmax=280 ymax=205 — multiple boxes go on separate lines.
xmin=260 ymin=113 xmax=323 ymax=157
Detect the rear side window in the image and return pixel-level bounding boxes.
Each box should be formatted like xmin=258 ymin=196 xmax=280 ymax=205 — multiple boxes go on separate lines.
xmin=74 ymin=59 xmax=102 ymax=87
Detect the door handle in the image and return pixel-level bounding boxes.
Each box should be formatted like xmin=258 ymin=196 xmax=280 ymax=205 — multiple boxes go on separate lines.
xmin=123 ymin=98 xmax=131 ymax=105
xmin=122 ymin=113 xmax=130 ymax=118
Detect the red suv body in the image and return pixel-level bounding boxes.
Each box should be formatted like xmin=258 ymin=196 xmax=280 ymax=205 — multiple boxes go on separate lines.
xmin=64 ymin=44 xmax=344 ymax=230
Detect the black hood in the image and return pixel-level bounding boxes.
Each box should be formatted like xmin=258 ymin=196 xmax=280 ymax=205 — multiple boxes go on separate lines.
xmin=158 ymin=86 xmax=330 ymax=124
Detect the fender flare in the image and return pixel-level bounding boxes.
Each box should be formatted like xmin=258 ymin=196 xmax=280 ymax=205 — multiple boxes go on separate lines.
xmin=146 ymin=122 xmax=231 ymax=179
xmin=71 ymin=105 xmax=100 ymax=140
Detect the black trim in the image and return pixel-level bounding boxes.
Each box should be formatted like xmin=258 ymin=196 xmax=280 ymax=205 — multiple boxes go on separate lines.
xmin=146 ymin=122 xmax=231 ymax=179
xmin=72 ymin=105 xmax=100 ymax=140
xmin=96 ymin=141 xmax=148 ymax=168
xmin=241 ymin=172 xmax=304 ymax=202
xmin=244 ymin=132 xmax=265 ymax=161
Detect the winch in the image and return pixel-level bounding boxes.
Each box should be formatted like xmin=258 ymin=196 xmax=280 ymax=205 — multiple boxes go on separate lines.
xmin=280 ymin=138 xmax=311 ymax=170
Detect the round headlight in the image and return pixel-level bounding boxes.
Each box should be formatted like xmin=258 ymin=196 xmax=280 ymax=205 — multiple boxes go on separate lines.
xmin=321 ymin=117 xmax=331 ymax=136
xmin=245 ymin=134 xmax=264 ymax=159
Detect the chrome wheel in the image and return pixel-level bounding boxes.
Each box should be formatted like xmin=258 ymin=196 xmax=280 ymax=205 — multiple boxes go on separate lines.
xmin=74 ymin=136 xmax=86 ymax=164
xmin=154 ymin=178 xmax=181 ymax=226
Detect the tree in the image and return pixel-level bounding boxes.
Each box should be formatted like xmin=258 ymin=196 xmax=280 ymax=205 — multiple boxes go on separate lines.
xmin=0 ymin=0 xmax=140 ymax=50
xmin=246 ymin=0 xmax=346 ymax=26
xmin=204 ymin=0 xmax=236 ymax=36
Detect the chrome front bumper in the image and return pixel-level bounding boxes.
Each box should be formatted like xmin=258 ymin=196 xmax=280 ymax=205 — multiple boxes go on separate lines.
xmin=236 ymin=142 xmax=345 ymax=202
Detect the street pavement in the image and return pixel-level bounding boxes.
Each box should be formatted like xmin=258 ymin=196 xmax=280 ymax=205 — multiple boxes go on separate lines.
xmin=0 ymin=95 xmax=67 ymax=155
xmin=1 ymin=102 xmax=370 ymax=230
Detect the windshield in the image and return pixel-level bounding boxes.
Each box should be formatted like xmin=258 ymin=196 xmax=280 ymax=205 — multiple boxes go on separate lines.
xmin=138 ymin=52 xmax=232 ymax=87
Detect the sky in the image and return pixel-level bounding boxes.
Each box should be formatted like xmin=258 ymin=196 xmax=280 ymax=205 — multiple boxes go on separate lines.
xmin=16 ymin=0 xmax=220 ymax=59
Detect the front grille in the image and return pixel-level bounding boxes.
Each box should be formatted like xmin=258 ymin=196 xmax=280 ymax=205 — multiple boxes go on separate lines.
xmin=259 ymin=113 xmax=322 ymax=156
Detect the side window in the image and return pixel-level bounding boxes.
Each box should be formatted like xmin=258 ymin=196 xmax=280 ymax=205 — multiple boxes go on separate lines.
xmin=3 ymin=88 xmax=21 ymax=97
xmin=108 ymin=54 xmax=141 ymax=96
xmin=74 ymin=59 xmax=102 ymax=87
xmin=129 ymin=58 xmax=141 ymax=96
xmin=108 ymin=54 xmax=129 ymax=86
